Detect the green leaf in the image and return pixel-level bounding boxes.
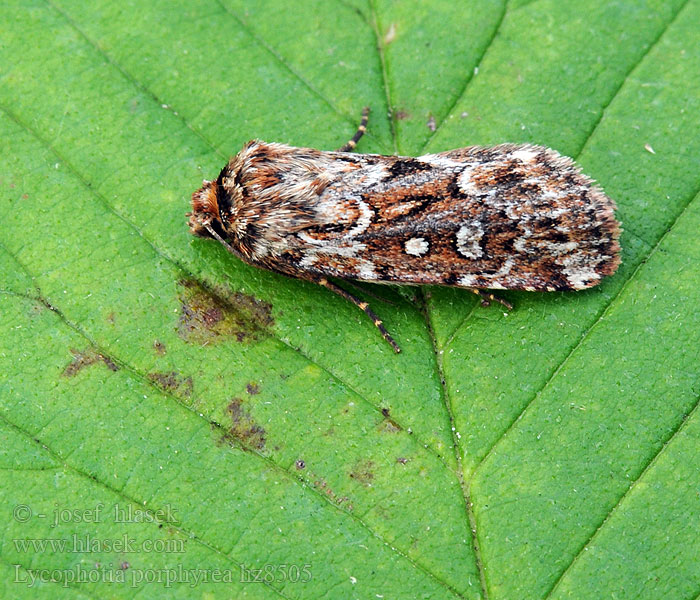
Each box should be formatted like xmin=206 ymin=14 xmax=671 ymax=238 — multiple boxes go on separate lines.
xmin=1 ymin=1 xmax=698 ymax=598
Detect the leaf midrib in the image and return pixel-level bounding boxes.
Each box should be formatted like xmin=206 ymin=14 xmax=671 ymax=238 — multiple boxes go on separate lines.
xmin=5 ymin=2 xmax=697 ymax=598
xmin=417 ymin=0 xmax=696 ymax=596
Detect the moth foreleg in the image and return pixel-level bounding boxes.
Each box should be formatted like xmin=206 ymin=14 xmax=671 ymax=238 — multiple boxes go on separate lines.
xmin=472 ymin=289 xmax=513 ymax=311
xmin=330 ymin=277 xmax=397 ymax=307
xmin=337 ymin=106 xmax=370 ymax=152
xmin=317 ymin=277 xmax=401 ymax=353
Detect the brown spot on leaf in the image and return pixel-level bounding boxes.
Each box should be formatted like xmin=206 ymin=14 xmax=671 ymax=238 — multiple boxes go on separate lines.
xmin=310 ymin=476 xmax=351 ymax=509
xmin=246 ymin=382 xmax=260 ymax=395
xmin=62 ymin=347 xmax=118 ymax=377
xmin=176 ymin=279 xmax=273 ymax=345
xmin=221 ymin=398 xmax=266 ymax=450
xmin=153 ymin=340 xmax=166 ymax=355
xmin=378 ymin=417 xmax=401 ymax=434
xmin=148 ymin=371 xmax=193 ymax=398
xmin=349 ymin=459 xmax=375 ymax=487
xmin=393 ymin=109 xmax=410 ymax=121
xmin=378 ymin=407 xmax=401 ymax=433
xmin=397 ymin=457 xmax=409 ymax=465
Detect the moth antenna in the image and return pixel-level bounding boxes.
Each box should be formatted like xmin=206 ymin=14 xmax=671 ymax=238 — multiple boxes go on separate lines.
xmin=337 ymin=106 xmax=369 ymax=152
xmin=318 ymin=277 xmax=401 ymax=353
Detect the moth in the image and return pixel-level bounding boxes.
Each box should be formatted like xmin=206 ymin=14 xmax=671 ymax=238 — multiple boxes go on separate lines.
xmin=188 ymin=107 xmax=621 ymax=352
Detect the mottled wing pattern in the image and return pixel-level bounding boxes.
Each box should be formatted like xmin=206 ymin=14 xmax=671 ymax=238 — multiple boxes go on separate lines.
xmin=285 ymin=145 xmax=620 ymax=291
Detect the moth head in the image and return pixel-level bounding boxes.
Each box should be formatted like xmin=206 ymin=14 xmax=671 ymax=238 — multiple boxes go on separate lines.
xmin=188 ymin=174 xmax=226 ymax=239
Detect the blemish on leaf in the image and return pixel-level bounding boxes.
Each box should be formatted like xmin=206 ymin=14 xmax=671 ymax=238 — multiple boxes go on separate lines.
xmin=310 ymin=475 xmax=351 ymax=509
xmin=295 ymin=459 xmax=306 ymax=470
xmin=28 ymin=302 xmax=46 ymax=318
xmin=427 ymin=115 xmax=437 ymax=131
xmin=176 ymin=279 xmax=273 ymax=345
xmin=62 ymin=347 xmax=118 ymax=377
xmin=378 ymin=417 xmax=401 ymax=434
xmin=153 ymin=340 xmax=166 ymax=355
xmin=349 ymin=459 xmax=375 ymax=487
xmin=394 ymin=109 xmax=410 ymax=121
xmin=221 ymin=398 xmax=266 ymax=450
xmin=383 ymin=22 xmax=397 ymax=45
xmin=148 ymin=371 xmax=193 ymax=398
xmin=396 ymin=457 xmax=409 ymax=465
xmin=246 ymin=382 xmax=260 ymax=395
xmin=378 ymin=407 xmax=401 ymax=433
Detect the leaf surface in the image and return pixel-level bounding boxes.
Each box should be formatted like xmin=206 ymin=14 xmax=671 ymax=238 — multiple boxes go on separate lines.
xmin=1 ymin=1 xmax=698 ymax=598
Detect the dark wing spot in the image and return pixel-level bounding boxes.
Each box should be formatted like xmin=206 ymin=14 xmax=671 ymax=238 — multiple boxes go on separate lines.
xmin=447 ymin=177 xmax=470 ymax=199
xmin=334 ymin=154 xmax=363 ymax=164
xmin=548 ymin=230 xmax=571 ymax=243
xmin=389 ymin=159 xmax=434 ymax=177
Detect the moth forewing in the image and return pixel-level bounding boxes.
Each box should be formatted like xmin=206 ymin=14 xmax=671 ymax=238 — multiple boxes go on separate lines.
xmin=189 ymin=111 xmax=620 ymax=352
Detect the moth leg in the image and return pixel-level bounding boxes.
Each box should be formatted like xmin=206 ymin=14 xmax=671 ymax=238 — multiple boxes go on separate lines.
xmin=337 ymin=106 xmax=370 ymax=152
xmin=317 ymin=277 xmax=401 ymax=353
xmin=330 ymin=277 xmax=397 ymax=306
xmin=472 ymin=289 xmax=513 ymax=311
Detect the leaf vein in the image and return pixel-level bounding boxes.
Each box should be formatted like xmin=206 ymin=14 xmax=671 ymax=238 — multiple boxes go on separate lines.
xmin=574 ymin=0 xmax=691 ymax=158
xmin=543 ymin=388 xmax=700 ymax=600
xmin=468 ymin=0 xmax=698 ymax=477
xmin=421 ymin=290 xmax=488 ymax=600
xmin=213 ymin=0 xmax=379 ymax=143
xmin=37 ymin=0 xmax=453 ymax=466
xmin=420 ymin=0 xmax=509 ymax=153
xmin=0 ymin=101 xmax=447 ymax=465
xmin=43 ymin=0 xmax=229 ymax=160
xmin=0 ymin=411 xmax=295 ymax=600
xmin=368 ymin=0 xmax=398 ymax=154
xmin=0 ymin=287 xmax=464 ymax=598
